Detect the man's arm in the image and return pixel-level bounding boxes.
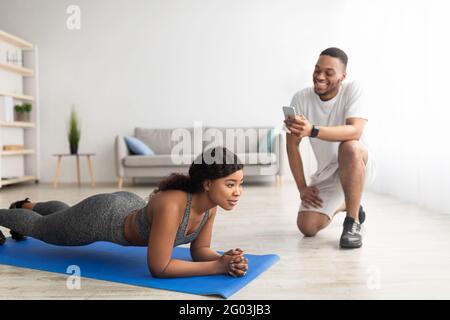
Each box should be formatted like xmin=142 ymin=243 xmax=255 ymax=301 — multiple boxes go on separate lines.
xmin=285 ymin=116 xmax=367 ymax=142
xmin=285 ymin=130 xmax=324 ymax=209
xmin=286 ymin=132 xmax=307 ymax=192
xmin=314 ymin=118 xmax=366 ymax=141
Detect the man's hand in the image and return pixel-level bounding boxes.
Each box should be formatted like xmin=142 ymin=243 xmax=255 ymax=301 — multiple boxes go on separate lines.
xmin=284 ymin=115 xmax=313 ymax=138
xmin=300 ymin=186 xmax=323 ymax=209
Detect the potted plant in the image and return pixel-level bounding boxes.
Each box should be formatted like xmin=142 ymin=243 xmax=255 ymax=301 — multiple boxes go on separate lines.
xmin=14 ymin=103 xmax=32 ymax=122
xmin=67 ymin=107 xmax=81 ymax=154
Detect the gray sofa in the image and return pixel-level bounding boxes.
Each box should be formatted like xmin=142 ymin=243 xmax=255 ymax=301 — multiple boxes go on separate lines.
xmin=115 ymin=126 xmax=284 ymax=188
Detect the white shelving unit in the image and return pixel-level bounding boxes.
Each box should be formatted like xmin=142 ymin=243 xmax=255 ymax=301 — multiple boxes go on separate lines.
xmin=0 ymin=30 xmax=39 ymax=188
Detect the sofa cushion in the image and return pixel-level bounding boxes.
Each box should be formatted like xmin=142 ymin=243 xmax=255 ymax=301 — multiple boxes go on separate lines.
xmin=123 ymin=154 xmax=196 ymax=167
xmin=135 ymin=127 xmax=200 ymax=155
xmin=124 ymin=136 xmax=155 ymax=155
xmin=258 ymin=128 xmax=274 ymax=153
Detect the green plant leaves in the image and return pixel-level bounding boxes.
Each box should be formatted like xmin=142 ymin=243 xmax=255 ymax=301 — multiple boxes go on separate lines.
xmin=14 ymin=103 xmax=32 ymax=113
xmin=68 ymin=108 xmax=81 ymax=146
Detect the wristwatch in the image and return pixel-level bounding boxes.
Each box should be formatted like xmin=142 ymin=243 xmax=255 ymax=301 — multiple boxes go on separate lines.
xmin=310 ymin=125 xmax=319 ymax=138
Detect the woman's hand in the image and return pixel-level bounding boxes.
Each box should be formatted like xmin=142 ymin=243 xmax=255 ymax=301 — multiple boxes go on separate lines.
xmin=228 ymin=254 xmax=249 ymax=277
xmin=220 ymin=248 xmax=249 ymax=277
xmin=223 ymin=248 xmax=244 ymax=257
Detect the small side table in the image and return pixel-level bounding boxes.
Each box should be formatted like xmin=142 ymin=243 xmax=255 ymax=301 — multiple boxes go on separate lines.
xmin=53 ymin=153 xmax=96 ymax=188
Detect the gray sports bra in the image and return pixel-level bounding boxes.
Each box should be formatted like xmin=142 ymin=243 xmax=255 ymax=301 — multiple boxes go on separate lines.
xmin=135 ymin=190 xmax=210 ymax=247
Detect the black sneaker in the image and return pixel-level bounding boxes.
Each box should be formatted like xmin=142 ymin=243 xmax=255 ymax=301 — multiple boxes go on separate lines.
xmin=340 ymin=217 xmax=362 ymax=249
xmin=359 ymin=205 xmax=366 ymax=225
xmin=8 ymin=197 xmax=31 ymax=241
xmin=345 ymin=205 xmax=366 ymax=224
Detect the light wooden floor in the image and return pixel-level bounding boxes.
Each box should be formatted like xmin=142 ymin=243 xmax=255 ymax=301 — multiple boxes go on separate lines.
xmin=1 ymin=181 xmax=450 ymax=300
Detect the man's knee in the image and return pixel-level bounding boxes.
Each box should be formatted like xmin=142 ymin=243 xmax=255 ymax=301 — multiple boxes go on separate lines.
xmin=297 ymin=214 xmax=321 ymax=237
xmin=338 ymin=140 xmax=363 ymax=163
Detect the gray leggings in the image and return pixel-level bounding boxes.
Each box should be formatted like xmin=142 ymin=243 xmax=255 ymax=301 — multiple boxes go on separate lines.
xmin=0 ymin=191 xmax=146 ymax=246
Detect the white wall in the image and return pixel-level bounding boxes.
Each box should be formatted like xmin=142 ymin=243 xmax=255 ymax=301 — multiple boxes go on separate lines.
xmin=0 ymin=0 xmax=342 ymax=184
xmin=332 ymin=0 xmax=450 ymax=214
xmin=1 ymin=0 xmax=450 ymax=213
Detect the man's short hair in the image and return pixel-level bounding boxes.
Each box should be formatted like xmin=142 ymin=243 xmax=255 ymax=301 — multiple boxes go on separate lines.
xmin=320 ymin=47 xmax=348 ymax=69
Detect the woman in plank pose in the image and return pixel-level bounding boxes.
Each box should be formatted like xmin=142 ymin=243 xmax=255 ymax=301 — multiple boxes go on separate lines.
xmin=0 ymin=147 xmax=248 ymax=278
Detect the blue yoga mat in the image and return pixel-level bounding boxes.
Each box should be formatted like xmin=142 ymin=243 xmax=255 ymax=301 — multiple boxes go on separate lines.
xmin=0 ymin=237 xmax=279 ymax=298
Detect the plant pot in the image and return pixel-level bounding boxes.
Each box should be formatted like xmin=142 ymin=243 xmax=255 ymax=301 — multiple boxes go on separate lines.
xmin=70 ymin=144 xmax=78 ymax=155
xmin=14 ymin=112 xmax=30 ymax=122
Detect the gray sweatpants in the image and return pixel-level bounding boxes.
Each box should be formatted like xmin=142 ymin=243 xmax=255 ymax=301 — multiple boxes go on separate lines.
xmin=0 ymin=191 xmax=146 ymax=246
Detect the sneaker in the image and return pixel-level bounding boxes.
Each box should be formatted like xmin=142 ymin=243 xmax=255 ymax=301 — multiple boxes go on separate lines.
xmin=359 ymin=205 xmax=366 ymax=225
xmin=8 ymin=197 xmax=31 ymax=241
xmin=345 ymin=205 xmax=366 ymax=224
xmin=339 ymin=217 xmax=362 ymax=249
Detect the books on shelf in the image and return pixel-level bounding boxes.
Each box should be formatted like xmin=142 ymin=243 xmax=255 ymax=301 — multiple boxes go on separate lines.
xmin=2 ymin=95 xmax=14 ymax=122
xmin=3 ymin=145 xmax=24 ymax=151
xmin=0 ymin=30 xmax=38 ymax=188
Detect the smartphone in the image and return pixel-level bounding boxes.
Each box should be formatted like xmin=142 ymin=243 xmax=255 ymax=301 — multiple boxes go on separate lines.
xmin=282 ymin=106 xmax=297 ymax=133
xmin=282 ymin=106 xmax=297 ymax=119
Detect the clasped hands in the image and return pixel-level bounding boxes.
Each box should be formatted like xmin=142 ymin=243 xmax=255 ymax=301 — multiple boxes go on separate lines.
xmin=220 ymin=248 xmax=248 ymax=277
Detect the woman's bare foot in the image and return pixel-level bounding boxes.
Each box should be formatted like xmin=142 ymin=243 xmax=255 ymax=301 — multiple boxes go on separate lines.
xmin=9 ymin=198 xmax=34 ymax=210
xmin=21 ymin=202 xmax=36 ymax=210
xmin=0 ymin=230 xmax=6 ymax=245
xmin=8 ymin=198 xmax=33 ymax=241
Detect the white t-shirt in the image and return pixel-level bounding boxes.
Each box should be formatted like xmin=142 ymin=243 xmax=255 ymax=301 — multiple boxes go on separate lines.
xmin=290 ymin=81 xmax=370 ymax=184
